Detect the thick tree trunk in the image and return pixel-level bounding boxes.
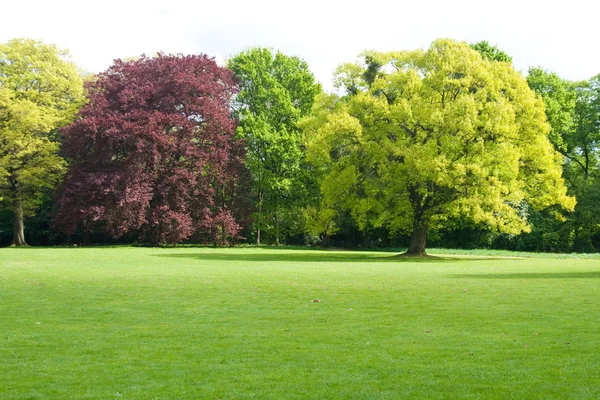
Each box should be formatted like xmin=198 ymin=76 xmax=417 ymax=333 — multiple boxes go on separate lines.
xmin=11 ymin=200 xmax=27 ymax=247
xmin=404 ymin=187 xmax=430 ymax=257
xmin=405 ymin=221 xmax=428 ymax=256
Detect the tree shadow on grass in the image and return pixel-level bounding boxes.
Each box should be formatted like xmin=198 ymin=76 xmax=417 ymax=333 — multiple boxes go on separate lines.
xmin=452 ymin=272 xmax=600 ymax=279
xmin=154 ymin=249 xmax=509 ymax=263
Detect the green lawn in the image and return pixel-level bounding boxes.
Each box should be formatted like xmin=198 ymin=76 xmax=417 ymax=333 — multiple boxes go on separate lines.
xmin=1 ymin=247 xmax=599 ymax=399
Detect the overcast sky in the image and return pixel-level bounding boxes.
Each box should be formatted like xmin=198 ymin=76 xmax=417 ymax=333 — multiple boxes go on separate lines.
xmin=2 ymin=0 xmax=598 ymax=91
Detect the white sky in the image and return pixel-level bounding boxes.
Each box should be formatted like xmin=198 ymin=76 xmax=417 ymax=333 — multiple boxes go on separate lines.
xmin=2 ymin=0 xmax=599 ymax=91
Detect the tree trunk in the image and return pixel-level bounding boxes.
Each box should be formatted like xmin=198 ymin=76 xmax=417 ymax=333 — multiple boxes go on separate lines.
xmin=275 ymin=197 xmax=280 ymax=246
xmin=11 ymin=199 xmax=27 ymax=247
xmin=256 ymin=193 xmax=262 ymax=245
xmin=405 ymin=187 xmax=430 ymax=256
xmin=82 ymin=219 xmax=91 ymax=246
xmin=275 ymin=215 xmax=280 ymax=246
xmin=82 ymin=230 xmax=91 ymax=246
xmin=405 ymin=221 xmax=428 ymax=256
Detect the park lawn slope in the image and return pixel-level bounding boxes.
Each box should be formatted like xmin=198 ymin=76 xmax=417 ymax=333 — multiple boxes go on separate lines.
xmin=1 ymin=247 xmax=599 ymax=399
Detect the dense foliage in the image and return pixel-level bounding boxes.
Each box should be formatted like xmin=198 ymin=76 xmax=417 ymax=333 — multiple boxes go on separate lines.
xmin=228 ymin=48 xmax=321 ymax=245
xmin=470 ymin=41 xmax=513 ymax=63
xmin=53 ymin=54 xmax=245 ymax=245
xmin=302 ymin=39 xmax=574 ymax=255
xmin=1 ymin=37 xmax=598 ymax=252
xmin=0 ymin=39 xmax=84 ymax=246
xmin=527 ymin=69 xmax=600 ymax=251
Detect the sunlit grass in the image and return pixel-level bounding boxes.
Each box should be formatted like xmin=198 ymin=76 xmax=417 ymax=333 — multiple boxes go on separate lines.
xmin=1 ymin=247 xmax=599 ymax=399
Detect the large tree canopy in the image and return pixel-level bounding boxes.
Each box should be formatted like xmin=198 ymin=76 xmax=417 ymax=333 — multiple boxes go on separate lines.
xmin=302 ymin=39 xmax=574 ymax=255
xmin=228 ymin=48 xmax=321 ymax=245
xmin=0 ymin=39 xmax=84 ymax=246
xmin=54 ymin=54 xmax=245 ymax=245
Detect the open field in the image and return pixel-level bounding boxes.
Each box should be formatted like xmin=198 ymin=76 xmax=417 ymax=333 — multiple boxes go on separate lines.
xmin=1 ymin=247 xmax=599 ymax=399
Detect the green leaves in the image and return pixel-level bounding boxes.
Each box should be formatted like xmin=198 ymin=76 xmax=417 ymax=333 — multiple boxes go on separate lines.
xmin=470 ymin=41 xmax=513 ymax=63
xmin=228 ymin=48 xmax=321 ymax=244
xmin=303 ymin=39 xmax=574 ymax=252
xmin=529 ymin=69 xmax=600 ymax=250
xmin=0 ymin=39 xmax=84 ymax=244
xmin=527 ymin=68 xmax=576 ymax=152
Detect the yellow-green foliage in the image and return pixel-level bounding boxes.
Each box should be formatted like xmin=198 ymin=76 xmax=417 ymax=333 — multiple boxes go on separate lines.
xmin=0 ymin=38 xmax=84 ymax=213
xmin=302 ymin=39 xmax=575 ymax=237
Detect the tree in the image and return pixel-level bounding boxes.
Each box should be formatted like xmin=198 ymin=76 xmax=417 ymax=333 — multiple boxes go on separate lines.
xmin=569 ymin=75 xmax=600 ymax=251
xmin=528 ymin=69 xmax=600 ymax=251
xmin=0 ymin=39 xmax=84 ymax=246
xmin=526 ymin=68 xmax=577 ymax=151
xmin=470 ymin=41 xmax=512 ymax=63
xmin=228 ymin=48 xmax=321 ymax=245
xmin=53 ymin=54 xmax=245 ymax=245
xmin=302 ymin=39 xmax=574 ymax=256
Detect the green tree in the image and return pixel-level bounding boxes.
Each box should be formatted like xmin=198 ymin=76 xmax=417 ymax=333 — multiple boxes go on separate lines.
xmin=0 ymin=39 xmax=84 ymax=246
xmin=528 ymin=69 xmax=600 ymax=251
xmin=302 ymin=39 xmax=574 ymax=256
xmin=527 ymin=68 xmax=577 ymax=151
xmin=470 ymin=41 xmax=512 ymax=63
xmin=228 ymin=48 xmax=321 ymax=245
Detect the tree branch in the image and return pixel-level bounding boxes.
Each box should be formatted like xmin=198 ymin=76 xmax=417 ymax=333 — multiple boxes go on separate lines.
xmin=557 ymin=148 xmax=587 ymax=175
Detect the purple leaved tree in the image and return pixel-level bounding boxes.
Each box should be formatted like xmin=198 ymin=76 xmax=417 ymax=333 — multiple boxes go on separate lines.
xmin=54 ymin=54 xmax=248 ymax=245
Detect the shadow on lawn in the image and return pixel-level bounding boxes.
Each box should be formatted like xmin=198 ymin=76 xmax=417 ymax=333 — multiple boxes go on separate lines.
xmin=453 ymin=271 xmax=600 ymax=279
xmin=155 ymin=249 xmax=506 ymax=263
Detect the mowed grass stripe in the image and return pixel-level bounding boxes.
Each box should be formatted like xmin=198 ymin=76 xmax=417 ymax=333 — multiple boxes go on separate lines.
xmin=1 ymin=247 xmax=599 ymax=399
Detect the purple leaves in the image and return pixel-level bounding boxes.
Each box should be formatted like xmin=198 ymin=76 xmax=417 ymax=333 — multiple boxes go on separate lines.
xmin=54 ymin=54 xmax=247 ymax=245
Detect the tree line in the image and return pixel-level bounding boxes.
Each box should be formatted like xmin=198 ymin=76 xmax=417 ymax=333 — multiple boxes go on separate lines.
xmin=1 ymin=38 xmax=598 ymax=254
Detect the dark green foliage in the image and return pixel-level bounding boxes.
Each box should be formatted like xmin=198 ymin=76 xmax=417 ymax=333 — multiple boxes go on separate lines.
xmin=470 ymin=41 xmax=513 ymax=63
xmin=0 ymin=209 xmax=11 ymax=247
xmin=527 ymin=70 xmax=600 ymax=252
xmin=362 ymin=55 xmax=382 ymax=86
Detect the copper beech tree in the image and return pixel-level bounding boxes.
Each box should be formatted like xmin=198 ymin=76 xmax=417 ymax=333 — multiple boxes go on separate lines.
xmin=53 ymin=54 xmax=247 ymax=245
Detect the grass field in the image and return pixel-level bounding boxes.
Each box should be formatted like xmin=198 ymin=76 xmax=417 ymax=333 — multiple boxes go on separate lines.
xmin=1 ymin=247 xmax=599 ymax=399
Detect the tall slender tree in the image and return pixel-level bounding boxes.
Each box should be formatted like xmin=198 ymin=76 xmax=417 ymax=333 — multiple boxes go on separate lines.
xmin=0 ymin=39 xmax=84 ymax=246
xmin=228 ymin=48 xmax=321 ymax=245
